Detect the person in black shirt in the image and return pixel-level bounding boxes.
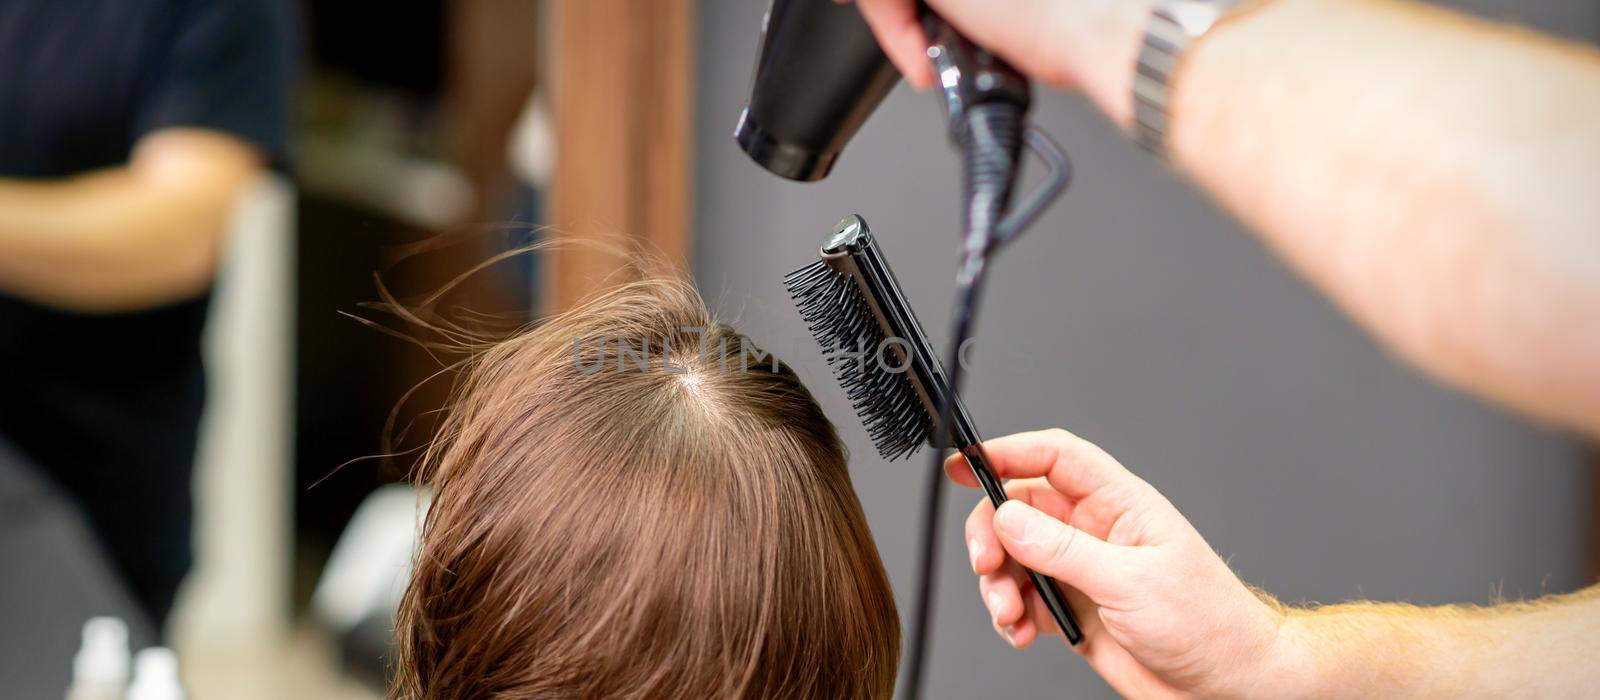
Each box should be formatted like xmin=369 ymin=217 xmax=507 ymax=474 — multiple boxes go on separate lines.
xmin=0 ymin=0 xmax=292 ymax=627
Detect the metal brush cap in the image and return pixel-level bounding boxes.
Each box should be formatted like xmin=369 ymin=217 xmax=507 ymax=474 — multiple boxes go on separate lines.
xmin=822 ymin=215 xmax=867 ymax=254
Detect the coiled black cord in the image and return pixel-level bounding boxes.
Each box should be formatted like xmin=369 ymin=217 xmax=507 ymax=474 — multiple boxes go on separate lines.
xmin=902 ymin=101 xmax=1026 ymax=700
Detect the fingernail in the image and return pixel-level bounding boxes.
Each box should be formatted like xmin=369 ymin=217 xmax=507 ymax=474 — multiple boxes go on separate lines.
xmin=1000 ymin=624 xmax=1017 ymax=646
xmin=986 ymin=591 xmax=1003 ymax=618
xmin=968 ymin=538 xmax=984 ymax=572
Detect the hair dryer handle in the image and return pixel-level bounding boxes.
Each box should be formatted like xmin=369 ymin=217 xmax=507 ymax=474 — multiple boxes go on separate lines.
xmin=918 ymin=6 xmax=1031 ymax=134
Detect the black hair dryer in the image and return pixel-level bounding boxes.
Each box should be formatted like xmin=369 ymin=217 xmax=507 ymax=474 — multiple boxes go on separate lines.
xmin=736 ymin=0 xmax=1038 ymax=184
xmin=734 ymin=0 xmax=901 ymax=181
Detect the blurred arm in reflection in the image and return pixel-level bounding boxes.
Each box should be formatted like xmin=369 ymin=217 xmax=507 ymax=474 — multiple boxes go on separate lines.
xmin=0 ymin=0 xmax=291 ymax=627
xmin=0 ymin=128 xmax=261 ymax=312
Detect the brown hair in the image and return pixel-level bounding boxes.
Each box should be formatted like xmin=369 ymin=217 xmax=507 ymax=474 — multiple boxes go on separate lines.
xmin=393 ymin=275 xmax=900 ymax=699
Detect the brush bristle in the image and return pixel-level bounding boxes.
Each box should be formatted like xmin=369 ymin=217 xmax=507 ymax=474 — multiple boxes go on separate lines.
xmin=784 ymin=261 xmax=931 ymax=461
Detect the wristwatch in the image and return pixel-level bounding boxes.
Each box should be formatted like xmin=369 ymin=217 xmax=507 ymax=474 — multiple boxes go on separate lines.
xmin=1133 ymin=0 xmax=1267 ymax=156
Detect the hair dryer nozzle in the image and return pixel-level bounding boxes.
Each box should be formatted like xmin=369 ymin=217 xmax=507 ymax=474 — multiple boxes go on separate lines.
xmin=736 ymin=0 xmax=901 ymax=181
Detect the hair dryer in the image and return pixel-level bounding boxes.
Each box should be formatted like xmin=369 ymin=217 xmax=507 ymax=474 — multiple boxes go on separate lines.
xmin=734 ymin=0 xmax=898 ymax=181
xmin=736 ymin=3 xmax=1080 ymax=699
xmin=736 ymin=0 xmax=1034 ymax=182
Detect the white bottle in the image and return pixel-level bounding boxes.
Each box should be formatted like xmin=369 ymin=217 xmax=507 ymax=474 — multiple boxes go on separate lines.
xmin=127 ymin=647 xmax=185 ymax=700
xmin=66 ymin=616 xmax=130 ymax=700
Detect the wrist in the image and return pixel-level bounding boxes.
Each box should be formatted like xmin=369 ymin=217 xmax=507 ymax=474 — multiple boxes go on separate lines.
xmin=1251 ymin=611 xmax=1335 ymax=698
xmin=1086 ymin=0 xmax=1290 ymax=149
xmin=1257 ymin=605 xmax=1444 ymax=699
xmin=1201 ymin=599 xmax=1328 ymax=699
xmin=1057 ymin=0 xmax=1154 ymax=129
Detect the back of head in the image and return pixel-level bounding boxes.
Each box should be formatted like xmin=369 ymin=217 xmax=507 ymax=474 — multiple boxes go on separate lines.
xmin=394 ymin=276 xmax=900 ymax=699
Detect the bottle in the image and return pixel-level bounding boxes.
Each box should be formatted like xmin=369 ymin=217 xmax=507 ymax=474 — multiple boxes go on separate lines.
xmin=66 ymin=616 xmax=130 ymax=700
xmin=127 ymin=647 xmax=185 ymax=700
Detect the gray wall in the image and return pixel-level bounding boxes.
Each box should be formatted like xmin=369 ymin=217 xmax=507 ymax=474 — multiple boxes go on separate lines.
xmin=694 ymin=2 xmax=1597 ymax=697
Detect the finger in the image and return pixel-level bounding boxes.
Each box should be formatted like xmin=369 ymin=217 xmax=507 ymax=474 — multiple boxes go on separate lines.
xmin=992 ymin=559 xmax=1041 ymax=648
xmin=853 ymin=0 xmax=935 ymax=88
xmin=979 ymin=571 xmax=1027 ymax=628
xmin=1012 ymin=563 xmax=1104 ymax=656
xmin=949 ymin=451 xmax=1104 ymax=505
xmin=1017 ymin=576 xmax=1055 ymax=636
xmin=997 ymin=614 xmax=1037 ymax=649
xmin=921 ymin=0 xmax=1075 ymax=87
xmin=977 ymin=429 xmax=1138 ymax=501
xmin=967 ymin=478 xmax=1075 ymax=575
xmin=993 ymin=500 xmax=1134 ymax=604
xmin=1019 ymin=578 xmax=1094 ymax=653
xmin=1005 ymin=477 xmax=1076 ymax=519
xmin=982 ymin=573 xmax=1040 ymax=649
xmin=965 ymin=498 xmax=1003 ymax=574
xmin=944 ymin=451 xmax=982 ymax=488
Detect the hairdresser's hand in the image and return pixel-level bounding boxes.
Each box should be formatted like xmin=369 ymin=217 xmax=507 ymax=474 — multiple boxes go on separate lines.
xmin=845 ymin=0 xmax=1152 ymax=124
xmin=947 ymin=429 xmax=1302 ymax=698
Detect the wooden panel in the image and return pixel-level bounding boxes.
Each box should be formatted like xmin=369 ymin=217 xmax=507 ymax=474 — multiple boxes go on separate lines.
xmin=546 ymin=0 xmax=697 ymax=312
xmin=446 ymin=0 xmax=542 ymax=217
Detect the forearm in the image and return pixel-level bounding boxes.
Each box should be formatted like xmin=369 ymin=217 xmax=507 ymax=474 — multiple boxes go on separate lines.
xmin=0 ymin=173 xmax=218 ymax=311
xmin=0 ymin=129 xmax=260 ymax=312
xmin=1266 ymin=585 xmax=1600 ymax=697
xmin=865 ymin=0 xmax=1600 ymax=430
xmin=1159 ymin=0 xmax=1600 ymax=436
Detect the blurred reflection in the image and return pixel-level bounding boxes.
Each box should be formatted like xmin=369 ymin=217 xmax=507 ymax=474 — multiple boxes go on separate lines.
xmin=0 ymin=0 xmax=290 ymax=695
xmin=0 ymin=0 xmax=548 ymax=696
xmin=292 ymin=1 xmax=539 ymax=688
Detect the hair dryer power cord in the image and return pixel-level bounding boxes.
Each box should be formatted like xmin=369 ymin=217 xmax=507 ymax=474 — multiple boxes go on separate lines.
xmin=902 ymin=105 xmax=1071 ymax=700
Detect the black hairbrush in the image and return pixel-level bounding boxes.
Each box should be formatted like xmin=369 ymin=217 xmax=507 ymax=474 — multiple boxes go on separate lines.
xmin=784 ymin=215 xmax=1085 ymax=650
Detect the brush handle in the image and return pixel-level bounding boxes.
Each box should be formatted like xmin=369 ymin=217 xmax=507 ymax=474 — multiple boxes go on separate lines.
xmin=958 ymin=442 xmax=1086 ymax=645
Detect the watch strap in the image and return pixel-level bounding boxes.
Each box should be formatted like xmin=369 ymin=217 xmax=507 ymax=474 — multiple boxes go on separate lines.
xmin=1133 ymin=0 xmax=1259 ymax=155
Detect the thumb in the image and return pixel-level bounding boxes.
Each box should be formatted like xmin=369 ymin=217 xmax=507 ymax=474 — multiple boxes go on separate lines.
xmin=993 ymin=501 xmax=1129 ymax=604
